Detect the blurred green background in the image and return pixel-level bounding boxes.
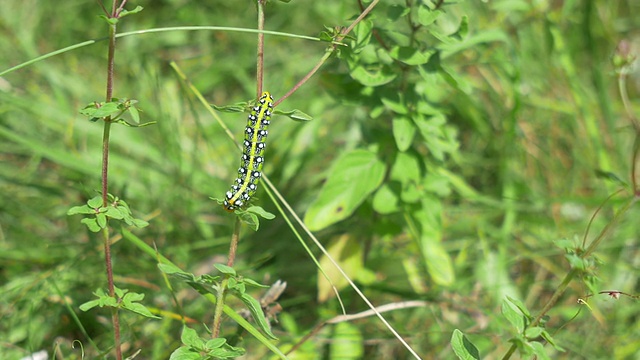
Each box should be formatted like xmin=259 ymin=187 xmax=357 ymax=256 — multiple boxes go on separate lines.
xmin=1 ymin=0 xmax=639 ymax=359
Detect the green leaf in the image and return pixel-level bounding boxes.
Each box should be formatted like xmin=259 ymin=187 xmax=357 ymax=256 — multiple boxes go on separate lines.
xmin=525 ymin=326 xmax=544 ymax=339
xmin=372 ymin=184 xmax=400 ymax=214
xmin=502 ymin=297 xmax=526 ymax=333
xmin=237 ymin=209 xmax=260 ymax=231
xmin=67 ymin=205 xmax=94 ymax=215
xmin=304 ymin=150 xmax=386 ymax=231
xmin=122 ymin=300 xmax=161 ymax=319
xmin=96 ymin=213 xmax=107 ymax=229
xmin=112 ymin=118 xmax=156 ymax=127
xmin=128 ymin=104 xmax=140 ymax=124
xmin=87 ymin=196 xmax=103 ymax=208
xmin=169 ymin=347 xmax=200 ymax=360
xmin=205 ymin=338 xmax=227 ymax=349
xmin=451 ymin=329 xmax=480 ymax=360
xmin=180 ymin=326 xmax=204 ymax=349
xmin=318 ymin=235 xmax=364 ymax=302
xmin=105 ymin=206 xmax=124 ymax=219
xmin=237 ymin=292 xmax=278 ymax=340
xmin=393 ymin=116 xmax=417 ymax=151
xmin=158 ymin=263 xmax=192 ymax=277
xmin=541 ymin=330 xmax=565 ymax=352
xmin=348 ymin=63 xmax=397 ymax=87
xmin=389 ymin=46 xmax=434 ymax=65
xmin=79 ymin=299 xmax=101 ymax=311
xmin=390 ymin=152 xmax=422 ymax=203
xmin=381 ymin=93 xmax=409 ymax=114
xmin=80 ymin=102 xmax=120 ymax=119
xmin=211 ymin=102 xmax=249 ymax=113
xmin=274 ymin=108 xmax=313 ymax=122
xmin=420 ymin=234 xmax=454 ymax=286
xmin=530 ymin=341 xmax=551 ymax=360
xmin=246 ymin=206 xmax=276 ymax=220
xmin=351 ymin=19 xmax=373 ymax=53
xmin=417 ymin=6 xmax=443 ymax=26
xmin=119 ymin=5 xmax=144 ymax=18
xmin=81 ymin=218 xmax=101 ymax=232
xmin=132 ymin=218 xmax=149 ymax=228
xmin=214 ymin=264 xmax=236 ymax=276
xmin=505 ymin=296 xmax=531 ymax=317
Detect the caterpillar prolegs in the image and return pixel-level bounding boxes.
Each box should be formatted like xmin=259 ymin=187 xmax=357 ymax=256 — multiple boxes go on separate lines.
xmin=223 ymin=92 xmax=274 ymax=212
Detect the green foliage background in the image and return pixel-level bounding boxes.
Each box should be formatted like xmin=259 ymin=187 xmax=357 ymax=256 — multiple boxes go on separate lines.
xmin=1 ymin=0 xmax=639 ymax=359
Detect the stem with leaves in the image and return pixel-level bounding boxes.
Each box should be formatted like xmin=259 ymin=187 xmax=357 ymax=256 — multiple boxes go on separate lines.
xmin=100 ymin=1 xmax=129 ymax=359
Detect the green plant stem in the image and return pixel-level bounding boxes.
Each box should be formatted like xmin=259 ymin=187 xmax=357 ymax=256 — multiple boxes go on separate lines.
xmin=213 ymin=217 xmax=241 ymax=338
xmin=212 ymin=277 xmax=228 ymax=339
xmin=227 ymin=217 xmax=241 ymax=267
xmin=103 ymin=15 xmax=122 ymax=360
xmin=256 ymin=0 xmax=266 ymax=96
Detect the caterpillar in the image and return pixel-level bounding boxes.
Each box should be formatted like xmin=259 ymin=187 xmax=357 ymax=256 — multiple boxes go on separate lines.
xmin=223 ymin=91 xmax=274 ymax=212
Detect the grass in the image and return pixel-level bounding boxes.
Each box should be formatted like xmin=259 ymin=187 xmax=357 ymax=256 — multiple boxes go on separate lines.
xmin=1 ymin=0 xmax=640 ymax=359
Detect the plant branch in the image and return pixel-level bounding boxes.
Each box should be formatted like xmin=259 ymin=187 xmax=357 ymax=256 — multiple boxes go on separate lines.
xmin=275 ymin=0 xmax=378 ymax=106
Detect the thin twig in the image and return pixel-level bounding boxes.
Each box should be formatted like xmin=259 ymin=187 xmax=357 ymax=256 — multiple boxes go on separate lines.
xmin=286 ymin=301 xmax=427 ymax=355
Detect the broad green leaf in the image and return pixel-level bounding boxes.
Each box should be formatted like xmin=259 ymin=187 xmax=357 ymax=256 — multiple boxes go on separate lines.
xmin=169 ymin=347 xmax=200 ymax=360
xmin=318 ymin=235 xmax=363 ymax=302
xmin=417 ymin=6 xmax=443 ymax=26
xmin=372 ymin=184 xmax=400 ymax=214
xmin=128 ymin=104 xmax=140 ymax=124
xmin=381 ymin=93 xmax=409 ymax=114
xmin=96 ymin=213 xmax=107 ymax=229
xmin=238 ymin=210 xmax=260 ymax=231
xmin=80 ymin=218 xmax=101 ymax=232
xmin=390 ymin=152 xmax=421 ymax=203
xmin=66 ymin=205 xmax=94 ymax=215
xmin=421 ymin=234 xmax=454 ymax=286
xmin=330 ymin=322 xmax=363 ymax=359
xmin=392 ymin=116 xmax=416 ymax=151
xmin=105 ymin=206 xmax=124 ymax=219
xmin=415 ymin=197 xmax=454 ymax=286
xmin=87 ymin=196 xmax=103 ymax=208
xmin=352 ymin=19 xmax=373 ymax=53
xmin=81 ymin=102 xmax=120 ymax=118
xmin=122 ymin=300 xmax=161 ymax=319
xmin=180 ymin=326 xmax=204 ymax=349
xmin=246 ymin=206 xmax=276 ymax=220
xmin=304 ymin=150 xmax=386 ymax=231
xmin=525 ymin=326 xmax=544 ymax=339
xmin=389 ymin=46 xmax=434 ymax=65
xmin=506 ymin=296 xmax=531 ymax=317
xmin=205 ymin=338 xmax=227 ymax=349
xmin=349 ymin=64 xmax=396 ymax=87
xmin=214 ymin=264 xmax=236 ymax=276
xmin=451 ymin=329 xmax=480 ymax=360
xmin=502 ymin=297 xmax=526 ymax=333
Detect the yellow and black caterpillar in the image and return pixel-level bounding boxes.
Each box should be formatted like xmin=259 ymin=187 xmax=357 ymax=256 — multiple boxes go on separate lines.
xmin=223 ymin=91 xmax=274 ymax=211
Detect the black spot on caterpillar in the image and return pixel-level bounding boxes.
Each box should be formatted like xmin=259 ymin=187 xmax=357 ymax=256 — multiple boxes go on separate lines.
xmin=223 ymin=92 xmax=274 ymax=211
